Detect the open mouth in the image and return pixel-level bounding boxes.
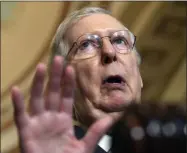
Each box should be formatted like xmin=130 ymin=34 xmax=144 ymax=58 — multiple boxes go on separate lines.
xmin=102 ymin=75 xmax=125 ymax=84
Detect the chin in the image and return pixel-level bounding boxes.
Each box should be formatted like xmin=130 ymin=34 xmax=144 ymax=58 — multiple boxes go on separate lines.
xmin=99 ymin=91 xmax=134 ymax=112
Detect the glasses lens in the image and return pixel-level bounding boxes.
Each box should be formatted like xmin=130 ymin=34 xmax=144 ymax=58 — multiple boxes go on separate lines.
xmin=111 ymin=30 xmax=135 ymax=53
xmin=72 ymin=34 xmax=100 ymax=60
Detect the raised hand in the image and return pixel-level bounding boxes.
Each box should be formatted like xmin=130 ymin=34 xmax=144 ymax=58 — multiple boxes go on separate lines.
xmin=11 ymin=56 xmax=116 ymax=153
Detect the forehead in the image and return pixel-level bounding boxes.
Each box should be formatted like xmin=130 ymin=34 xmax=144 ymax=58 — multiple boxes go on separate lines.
xmin=67 ymin=13 xmax=126 ymax=43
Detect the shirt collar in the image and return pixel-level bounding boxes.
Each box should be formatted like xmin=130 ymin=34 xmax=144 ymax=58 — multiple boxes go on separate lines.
xmin=98 ymin=134 xmax=112 ymax=152
xmin=73 ymin=120 xmax=112 ymax=152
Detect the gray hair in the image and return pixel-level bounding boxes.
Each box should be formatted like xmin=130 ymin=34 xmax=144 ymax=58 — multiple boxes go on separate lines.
xmin=49 ymin=7 xmax=141 ymax=67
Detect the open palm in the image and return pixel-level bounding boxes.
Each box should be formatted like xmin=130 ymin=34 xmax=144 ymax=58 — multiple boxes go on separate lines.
xmin=11 ymin=56 xmax=116 ymax=153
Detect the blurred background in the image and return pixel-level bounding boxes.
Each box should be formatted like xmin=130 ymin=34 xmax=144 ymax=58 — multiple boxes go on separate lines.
xmin=1 ymin=1 xmax=186 ymax=153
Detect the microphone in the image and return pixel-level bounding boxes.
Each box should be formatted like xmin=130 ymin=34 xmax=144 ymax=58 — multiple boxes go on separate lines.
xmin=111 ymin=102 xmax=186 ymax=153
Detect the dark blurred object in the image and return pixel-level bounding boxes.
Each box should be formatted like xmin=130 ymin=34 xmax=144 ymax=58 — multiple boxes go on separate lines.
xmin=111 ymin=102 xmax=186 ymax=153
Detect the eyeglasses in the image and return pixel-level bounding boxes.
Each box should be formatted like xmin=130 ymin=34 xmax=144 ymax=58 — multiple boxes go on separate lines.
xmin=67 ymin=30 xmax=136 ymax=60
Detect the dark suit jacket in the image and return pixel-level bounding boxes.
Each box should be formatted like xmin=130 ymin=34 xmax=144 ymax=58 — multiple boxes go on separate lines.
xmin=74 ymin=125 xmax=108 ymax=153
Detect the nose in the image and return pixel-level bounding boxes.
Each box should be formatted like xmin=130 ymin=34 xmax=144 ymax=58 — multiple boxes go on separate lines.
xmin=101 ymin=38 xmax=117 ymax=64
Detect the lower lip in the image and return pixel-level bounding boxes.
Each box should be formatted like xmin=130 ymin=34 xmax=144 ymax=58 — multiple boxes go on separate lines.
xmin=101 ymin=82 xmax=126 ymax=90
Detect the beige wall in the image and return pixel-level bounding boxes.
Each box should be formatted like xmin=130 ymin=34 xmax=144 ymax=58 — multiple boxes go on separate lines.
xmin=1 ymin=2 xmax=69 ymax=153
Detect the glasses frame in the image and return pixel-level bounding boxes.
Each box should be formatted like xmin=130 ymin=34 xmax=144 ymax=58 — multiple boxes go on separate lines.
xmin=66 ymin=30 xmax=137 ymax=60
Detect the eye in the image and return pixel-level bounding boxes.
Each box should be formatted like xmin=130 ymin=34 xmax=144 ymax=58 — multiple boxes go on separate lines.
xmin=112 ymin=36 xmax=130 ymax=51
xmin=79 ymin=41 xmax=92 ymax=50
xmin=112 ymin=37 xmax=127 ymax=45
xmin=78 ymin=38 xmax=100 ymax=53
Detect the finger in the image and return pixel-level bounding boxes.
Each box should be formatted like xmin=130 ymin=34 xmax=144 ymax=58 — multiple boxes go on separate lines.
xmin=29 ymin=64 xmax=46 ymax=115
xmin=83 ymin=114 xmax=120 ymax=151
xmin=11 ymin=86 xmax=29 ymax=129
xmin=61 ymin=66 xmax=75 ymax=115
xmin=45 ymin=56 xmax=63 ymax=111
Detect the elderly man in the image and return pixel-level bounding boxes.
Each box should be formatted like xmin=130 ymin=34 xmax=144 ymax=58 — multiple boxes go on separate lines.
xmin=11 ymin=7 xmax=143 ymax=153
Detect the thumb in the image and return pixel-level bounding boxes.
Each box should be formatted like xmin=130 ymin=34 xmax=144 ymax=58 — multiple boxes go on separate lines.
xmin=82 ymin=114 xmax=120 ymax=152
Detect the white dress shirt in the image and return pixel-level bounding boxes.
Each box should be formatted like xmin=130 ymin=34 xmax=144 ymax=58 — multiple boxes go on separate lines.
xmin=98 ymin=135 xmax=112 ymax=152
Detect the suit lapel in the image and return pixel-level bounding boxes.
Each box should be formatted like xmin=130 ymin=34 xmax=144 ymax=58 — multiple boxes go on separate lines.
xmin=74 ymin=125 xmax=107 ymax=153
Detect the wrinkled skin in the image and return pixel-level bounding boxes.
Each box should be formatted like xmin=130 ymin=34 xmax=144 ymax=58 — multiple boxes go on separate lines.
xmin=12 ymin=57 xmax=119 ymax=153
xmin=67 ymin=14 xmax=143 ymax=126
xmin=11 ymin=13 xmax=142 ymax=153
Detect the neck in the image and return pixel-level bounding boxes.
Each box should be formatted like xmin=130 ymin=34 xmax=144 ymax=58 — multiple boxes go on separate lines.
xmin=73 ymin=88 xmax=96 ymax=128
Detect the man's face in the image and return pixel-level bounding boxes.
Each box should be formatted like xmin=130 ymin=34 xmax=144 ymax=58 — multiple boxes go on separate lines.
xmin=66 ymin=14 xmax=143 ymax=120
